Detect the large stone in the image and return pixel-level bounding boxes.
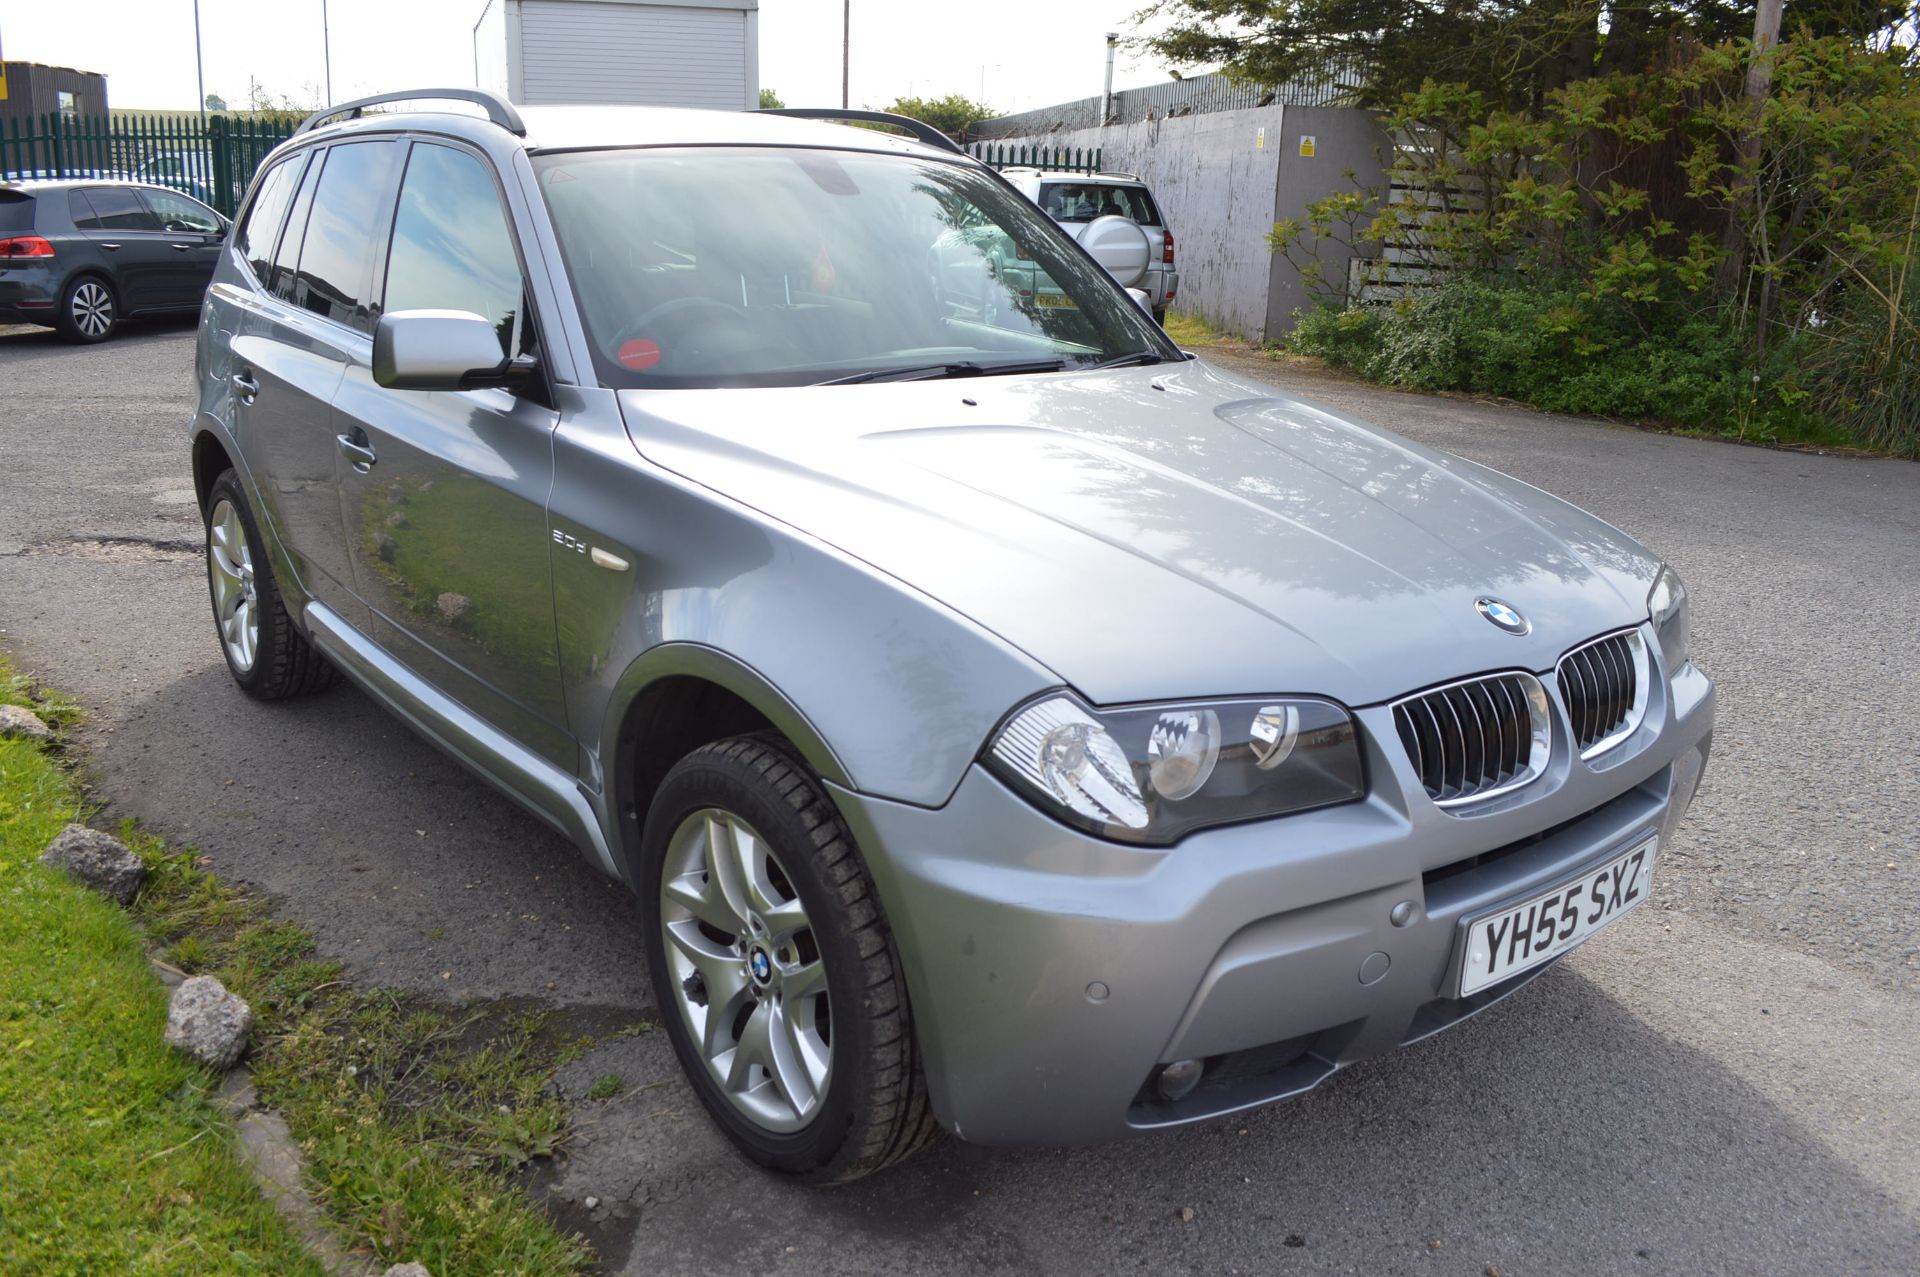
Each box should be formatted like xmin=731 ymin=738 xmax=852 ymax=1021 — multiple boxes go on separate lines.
xmin=165 ymin=976 xmax=253 ymax=1071
xmin=0 ymin=703 xmax=53 ymax=743
xmin=435 ymin=592 xmax=472 ymax=624
xmin=384 ymin=1265 xmax=433 ymax=1277
xmin=39 ymin=824 xmax=146 ymax=905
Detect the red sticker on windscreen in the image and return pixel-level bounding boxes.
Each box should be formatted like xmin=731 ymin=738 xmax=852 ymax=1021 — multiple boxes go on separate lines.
xmin=617 ymin=338 xmax=662 ymax=370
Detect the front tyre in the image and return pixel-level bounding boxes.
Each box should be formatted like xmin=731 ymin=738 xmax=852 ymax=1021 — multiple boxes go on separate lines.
xmin=203 ymin=470 xmax=337 ymax=700
xmin=641 ymin=734 xmax=936 ymax=1182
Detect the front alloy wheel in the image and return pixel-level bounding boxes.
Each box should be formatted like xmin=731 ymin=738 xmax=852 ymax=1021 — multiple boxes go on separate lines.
xmin=640 ymin=734 xmax=936 ymax=1181
xmin=661 ymin=808 xmax=832 ymax=1132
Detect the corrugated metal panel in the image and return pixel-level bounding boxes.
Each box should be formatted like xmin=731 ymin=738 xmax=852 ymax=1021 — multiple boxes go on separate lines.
xmin=518 ymin=2 xmax=746 ymax=109
xmin=973 ymin=68 xmax=1361 ymax=140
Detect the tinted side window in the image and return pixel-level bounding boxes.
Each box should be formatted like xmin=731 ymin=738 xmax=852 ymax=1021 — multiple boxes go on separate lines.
xmin=384 ymin=144 xmax=523 ymax=357
xmin=140 ymin=188 xmax=222 ymax=235
xmin=293 ymin=141 xmax=401 ymax=331
xmin=238 ymin=156 xmax=301 ymax=284
xmin=67 ymin=190 xmax=101 ymax=229
xmin=72 ymin=187 xmax=162 ymax=232
xmin=271 ymin=155 xmax=324 ymax=303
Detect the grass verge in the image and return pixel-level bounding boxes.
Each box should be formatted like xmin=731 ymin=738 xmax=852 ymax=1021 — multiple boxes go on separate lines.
xmin=1 ymin=658 xmax=601 ymax=1275
xmin=1161 ymin=310 xmax=1225 ymax=348
xmin=0 ymin=667 xmax=324 ymax=1276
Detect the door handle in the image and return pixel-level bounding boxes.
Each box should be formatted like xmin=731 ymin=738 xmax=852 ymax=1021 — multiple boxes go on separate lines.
xmin=99 ymin=242 xmax=121 ymax=251
xmin=171 ymin=243 xmax=195 ymax=252
xmin=336 ymin=432 xmax=377 ymax=474
xmin=230 ymin=371 xmax=259 ymax=403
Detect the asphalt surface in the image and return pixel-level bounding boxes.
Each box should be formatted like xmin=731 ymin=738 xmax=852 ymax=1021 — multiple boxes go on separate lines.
xmin=2 ymin=319 xmax=1916 ymax=1275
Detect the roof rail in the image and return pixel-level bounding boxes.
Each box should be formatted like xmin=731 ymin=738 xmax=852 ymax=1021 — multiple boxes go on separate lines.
xmin=754 ymin=108 xmax=965 ymax=156
xmin=295 ymin=88 xmax=526 ymax=138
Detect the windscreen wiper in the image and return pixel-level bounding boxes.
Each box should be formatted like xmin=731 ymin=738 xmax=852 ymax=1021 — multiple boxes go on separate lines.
xmin=1082 ymin=350 xmax=1172 ymax=370
xmin=817 ymin=358 xmax=1067 ymax=386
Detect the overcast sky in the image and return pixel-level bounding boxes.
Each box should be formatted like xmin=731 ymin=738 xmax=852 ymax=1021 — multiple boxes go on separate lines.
xmin=2 ymin=1 xmax=1198 ymax=116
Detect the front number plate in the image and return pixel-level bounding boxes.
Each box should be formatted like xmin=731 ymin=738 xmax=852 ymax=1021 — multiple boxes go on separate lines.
xmin=1456 ymin=837 xmax=1657 ymax=996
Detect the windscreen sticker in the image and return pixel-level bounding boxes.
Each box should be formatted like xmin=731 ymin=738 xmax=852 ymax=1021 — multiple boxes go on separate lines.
xmin=811 ymin=248 xmax=835 ymax=293
xmin=617 ymin=338 xmax=662 ymax=370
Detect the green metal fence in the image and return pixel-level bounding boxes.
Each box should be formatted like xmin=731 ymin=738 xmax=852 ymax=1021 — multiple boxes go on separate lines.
xmin=0 ymin=112 xmax=296 ymax=216
xmin=967 ymin=141 xmax=1104 ymax=174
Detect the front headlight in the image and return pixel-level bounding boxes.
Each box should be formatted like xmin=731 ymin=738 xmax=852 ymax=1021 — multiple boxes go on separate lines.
xmin=1648 ymin=565 xmax=1690 ymax=671
xmin=986 ymin=692 xmax=1365 ymax=845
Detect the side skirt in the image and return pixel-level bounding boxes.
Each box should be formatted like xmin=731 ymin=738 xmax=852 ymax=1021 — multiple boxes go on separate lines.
xmin=303 ymin=601 xmax=621 ymax=881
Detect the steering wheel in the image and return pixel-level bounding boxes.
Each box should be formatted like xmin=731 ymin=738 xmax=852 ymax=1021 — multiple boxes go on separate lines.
xmin=609 ymin=295 xmax=752 ymax=363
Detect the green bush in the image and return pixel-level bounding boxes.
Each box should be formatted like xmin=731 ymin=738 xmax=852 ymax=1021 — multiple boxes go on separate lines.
xmin=1287 ymin=281 xmax=1834 ymax=441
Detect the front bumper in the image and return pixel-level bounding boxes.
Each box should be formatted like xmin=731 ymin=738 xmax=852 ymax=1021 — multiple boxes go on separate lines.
xmin=830 ymin=651 xmax=1713 ymax=1146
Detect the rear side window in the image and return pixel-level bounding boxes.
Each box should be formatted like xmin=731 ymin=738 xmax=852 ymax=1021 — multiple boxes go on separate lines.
xmin=0 ymin=192 xmax=36 ymax=234
xmin=70 ymin=187 xmax=163 ymax=232
xmin=291 ymin=141 xmax=402 ymax=331
xmin=271 ymin=156 xmax=324 ymax=302
xmin=1039 ymin=183 xmax=1161 ymax=227
xmin=383 ymin=143 xmax=524 ymax=358
xmin=238 ymin=156 xmax=302 ymax=283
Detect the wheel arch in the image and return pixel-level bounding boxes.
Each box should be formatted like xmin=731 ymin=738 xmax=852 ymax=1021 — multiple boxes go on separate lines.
xmin=604 ymin=643 xmax=852 ymax=885
xmin=192 ymin=427 xmax=235 ymax=513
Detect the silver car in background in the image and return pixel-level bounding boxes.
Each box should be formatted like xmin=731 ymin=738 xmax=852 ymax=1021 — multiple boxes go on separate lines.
xmin=189 ymin=90 xmax=1713 ymax=1182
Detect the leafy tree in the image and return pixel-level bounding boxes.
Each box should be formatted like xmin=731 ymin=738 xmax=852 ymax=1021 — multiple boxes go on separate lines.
xmin=1138 ymin=0 xmax=1910 ymax=109
xmin=879 ymin=93 xmax=999 ymax=136
xmin=759 ymin=87 xmax=785 ymax=109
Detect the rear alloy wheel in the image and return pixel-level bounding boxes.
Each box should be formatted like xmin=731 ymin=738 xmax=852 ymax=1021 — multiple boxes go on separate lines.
xmin=56 ymin=276 xmax=118 ymax=343
xmin=641 ymin=734 xmax=936 ymax=1181
xmin=202 ymin=470 xmax=338 ymax=700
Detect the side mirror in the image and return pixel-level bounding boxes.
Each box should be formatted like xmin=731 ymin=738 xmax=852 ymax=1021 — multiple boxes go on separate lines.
xmin=1125 ymin=287 xmax=1152 ymax=311
xmin=374 ymin=310 xmax=513 ymax=391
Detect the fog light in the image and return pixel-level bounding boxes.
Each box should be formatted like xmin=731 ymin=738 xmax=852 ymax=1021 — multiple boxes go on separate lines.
xmin=1157 ymin=1058 xmax=1204 ymax=1102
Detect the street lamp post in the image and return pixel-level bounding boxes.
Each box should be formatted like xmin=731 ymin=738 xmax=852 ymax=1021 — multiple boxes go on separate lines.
xmin=194 ymin=0 xmax=208 ymax=125
xmin=322 ymin=0 xmax=334 ymax=106
xmin=841 ymin=0 xmax=849 ymax=109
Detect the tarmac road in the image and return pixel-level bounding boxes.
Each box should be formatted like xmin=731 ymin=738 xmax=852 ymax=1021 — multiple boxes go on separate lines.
xmin=3 ymin=319 xmax=1916 ymax=1275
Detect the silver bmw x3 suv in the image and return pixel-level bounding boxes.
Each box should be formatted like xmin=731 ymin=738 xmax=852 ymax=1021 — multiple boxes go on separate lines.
xmin=190 ymin=90 xmax=1713 ymax=1181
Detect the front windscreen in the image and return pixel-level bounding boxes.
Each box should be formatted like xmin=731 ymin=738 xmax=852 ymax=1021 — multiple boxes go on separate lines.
xmin=532 ymin=146 xmax=1176 ymax=389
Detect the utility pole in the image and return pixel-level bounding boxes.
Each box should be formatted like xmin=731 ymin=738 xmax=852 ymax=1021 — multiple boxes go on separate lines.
xmin=194 ymin=0 xmax=208 ymax=126
xmin=841 ymin=0 xmax=850 ymax=109
xmin=322 ymin=0 xmax=334 ymax=106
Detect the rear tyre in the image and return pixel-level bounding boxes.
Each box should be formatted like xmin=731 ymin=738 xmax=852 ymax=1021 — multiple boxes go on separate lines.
xmin=641 ymin=733 xmax=936 ymax=1183
xmin=203 ymin=470 xmax=337 ymax=700
xmin=1152 ymin=306 xmax=1169 ymax=327
xmin=55 ymin=275 xmax=118 ymax=343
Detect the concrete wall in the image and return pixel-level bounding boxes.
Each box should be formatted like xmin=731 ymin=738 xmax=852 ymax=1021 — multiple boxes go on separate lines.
xmin=1264 ymin=106 xmax=1387 ymax=338
xmin=984 ymin=105 xmax=1385 ymax=341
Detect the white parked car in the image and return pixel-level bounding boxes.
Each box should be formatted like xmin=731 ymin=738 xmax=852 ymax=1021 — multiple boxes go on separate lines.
xmin=997 ymin=168 xmax=1178 ymax=322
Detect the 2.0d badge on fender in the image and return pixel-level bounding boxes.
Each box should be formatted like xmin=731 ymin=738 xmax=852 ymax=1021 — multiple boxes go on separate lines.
xmin=189 ymin=88 xmax=1715 ymax=1181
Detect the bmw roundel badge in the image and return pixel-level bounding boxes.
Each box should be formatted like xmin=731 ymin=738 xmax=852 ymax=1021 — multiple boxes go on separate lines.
xmin=1475 ymin=597 xmax=1530 ymax=635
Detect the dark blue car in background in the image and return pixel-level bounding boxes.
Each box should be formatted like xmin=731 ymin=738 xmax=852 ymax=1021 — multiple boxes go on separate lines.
xmin=0 ymin=179 xmax=226 ymax=342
